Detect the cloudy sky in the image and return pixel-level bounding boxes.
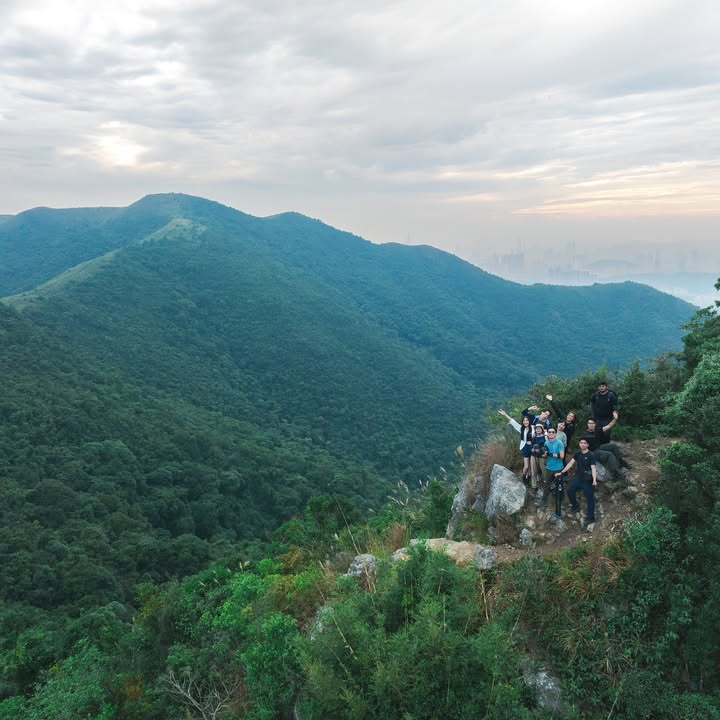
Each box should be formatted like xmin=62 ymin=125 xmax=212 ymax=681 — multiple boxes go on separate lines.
xmin=1 ymin=0 xmax=719 ymax=271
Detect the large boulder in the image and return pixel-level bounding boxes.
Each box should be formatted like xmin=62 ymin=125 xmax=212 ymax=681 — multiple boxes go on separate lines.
xmin=394 ymin=540 xmax=499 ymax=570
xmin=484 ymin=464 xmax=527 ymax=518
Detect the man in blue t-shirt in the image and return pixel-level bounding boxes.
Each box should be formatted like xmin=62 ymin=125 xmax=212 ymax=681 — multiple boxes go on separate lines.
xmin=557 ymin=438 xmax=598 ymax=526
xmin=540 ymin=427 xmax=565 ymax=511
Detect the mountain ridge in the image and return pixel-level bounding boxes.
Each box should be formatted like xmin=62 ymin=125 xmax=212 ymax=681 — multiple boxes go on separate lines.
xmin=1 ymin=193 xmax=695 ymax=480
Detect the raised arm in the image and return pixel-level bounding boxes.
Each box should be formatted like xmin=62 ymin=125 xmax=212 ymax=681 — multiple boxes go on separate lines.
xmin=499 ymin=410 xmax=522 ymax=433
xmin=548 ymin=397 xmax=565 ymax=420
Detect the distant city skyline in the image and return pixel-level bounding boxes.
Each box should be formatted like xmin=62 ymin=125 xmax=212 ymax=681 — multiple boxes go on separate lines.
xmin=1 ymin=1 xmax=719 ymax=268
xmin=482 ymin=241 xmax=718 ymax=307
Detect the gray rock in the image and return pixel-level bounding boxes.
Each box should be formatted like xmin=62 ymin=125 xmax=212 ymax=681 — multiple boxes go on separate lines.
xmin=345 ymin=554 xmax=378 ymax=581
xmin=487 ymin=526 xmax=497 ymax=544
xmin=446 ymin=473 xmax=485 ymax=537
xmin=309 ymin=605 xmax=334 ymax=640
xmin=391 ymin=547 xmax=410 ymax=562
xmin=470 ymin=495 xmax=486 ymax=514
xmin=550 ymin=519 xmax=568 ymax=533
xmin=622 ymin=485 xmax=640 ymax=498
xmin=523 ymin=665 xmax=567 ymax=716
xmin=585 ymin=522 xmax=596 ymax=533
xmin=484 ymin=465 xmax=527 ymax=518
xmin=632 ymin=493 xmax=649 ymax=508
xmin=595 ymin=462 xmax=610 ymax=483
xmin=473 ymin=546 xmax=497 ymax=570
xmin=519 ymin=528 xmax=533 ymax=547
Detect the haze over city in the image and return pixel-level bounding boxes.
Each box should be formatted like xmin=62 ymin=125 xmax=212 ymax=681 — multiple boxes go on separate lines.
xmin=1 ymin=0 xmax=718 ymax=299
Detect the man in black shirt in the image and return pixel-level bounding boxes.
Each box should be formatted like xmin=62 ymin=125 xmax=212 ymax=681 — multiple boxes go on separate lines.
xmin=557 ymin=438 xmax=598 ymax=524
xmin=580 ymin=418 xmax=622 ymax=478
xmin=591 ymin=382 xmax=619 ymax=440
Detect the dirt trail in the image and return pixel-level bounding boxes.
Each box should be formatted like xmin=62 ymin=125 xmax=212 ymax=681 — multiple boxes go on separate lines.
xmin=492 ymin=438 xmax=673 ymax=563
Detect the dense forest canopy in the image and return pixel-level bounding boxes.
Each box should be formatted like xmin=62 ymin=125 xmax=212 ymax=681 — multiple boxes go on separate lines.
xmin=0 ymin=279 xmax=718 ymax=719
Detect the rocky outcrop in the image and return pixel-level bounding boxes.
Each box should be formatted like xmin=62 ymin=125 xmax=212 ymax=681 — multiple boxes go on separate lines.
xmin=411 ymin=538 xmax=477 ymax=565
xmin=446 ymin=472 xmax=485 ymax=538
xmin=391 ymin=539 xmax=497 ymax=570
xmin=485 ymin=464 xmax=527 ymax=518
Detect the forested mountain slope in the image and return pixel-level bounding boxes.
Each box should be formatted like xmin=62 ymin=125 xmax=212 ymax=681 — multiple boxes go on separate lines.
xmin=1 ymin=193 xmax=694 ymax=479
xmin=0 ymin=303 xmax=389 ymax=602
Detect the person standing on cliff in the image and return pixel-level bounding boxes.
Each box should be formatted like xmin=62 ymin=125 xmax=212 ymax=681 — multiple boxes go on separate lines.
xmin=591 ymin=382 xmax=619 ymax=440
xmin=541 ymin=426 xmax=565 ymax=513
xmin=558 ymin=437 xmax=598 ymax=527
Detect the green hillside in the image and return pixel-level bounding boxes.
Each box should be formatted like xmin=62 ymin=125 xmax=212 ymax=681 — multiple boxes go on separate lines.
xmin=2 ymin=194 xmax=694 ymax=478
xmin=0 ymin=300 xmax=389 ymax=587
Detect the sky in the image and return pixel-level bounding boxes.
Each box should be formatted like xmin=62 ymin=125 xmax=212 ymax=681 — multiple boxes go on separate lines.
xmin=1 ymin=0 xmax=719 ymax=277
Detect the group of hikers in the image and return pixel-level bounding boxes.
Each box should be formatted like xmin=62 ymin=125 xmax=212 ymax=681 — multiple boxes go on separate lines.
xmin=498 ymin=381 xmax=626 ymax=527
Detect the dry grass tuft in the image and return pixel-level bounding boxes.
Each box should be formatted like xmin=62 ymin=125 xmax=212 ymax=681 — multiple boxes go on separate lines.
xmin=557 ymin=540 xmax=630 ymax=600
xmin=470 ymin=433 xmax=523 ymax=479
xmin=385 ymin=522 xmax=409 ymax=551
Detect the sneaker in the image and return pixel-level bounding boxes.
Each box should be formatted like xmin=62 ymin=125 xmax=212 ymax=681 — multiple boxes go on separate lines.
xmin=567 ymin=506 xmax=580 ymax=515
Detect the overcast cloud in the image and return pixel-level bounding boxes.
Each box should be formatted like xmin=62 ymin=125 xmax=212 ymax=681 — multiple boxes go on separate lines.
xmin=1 ymin=0 xmax=719 ymax=271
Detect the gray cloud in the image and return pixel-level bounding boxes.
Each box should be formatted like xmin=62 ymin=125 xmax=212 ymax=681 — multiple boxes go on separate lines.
xmin=0 ymin=0 xmax=719 ymax=269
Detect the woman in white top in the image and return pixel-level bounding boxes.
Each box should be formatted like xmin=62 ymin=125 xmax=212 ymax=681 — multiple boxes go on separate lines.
xmin=498 ymin=409 xmax=533 ymax=484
